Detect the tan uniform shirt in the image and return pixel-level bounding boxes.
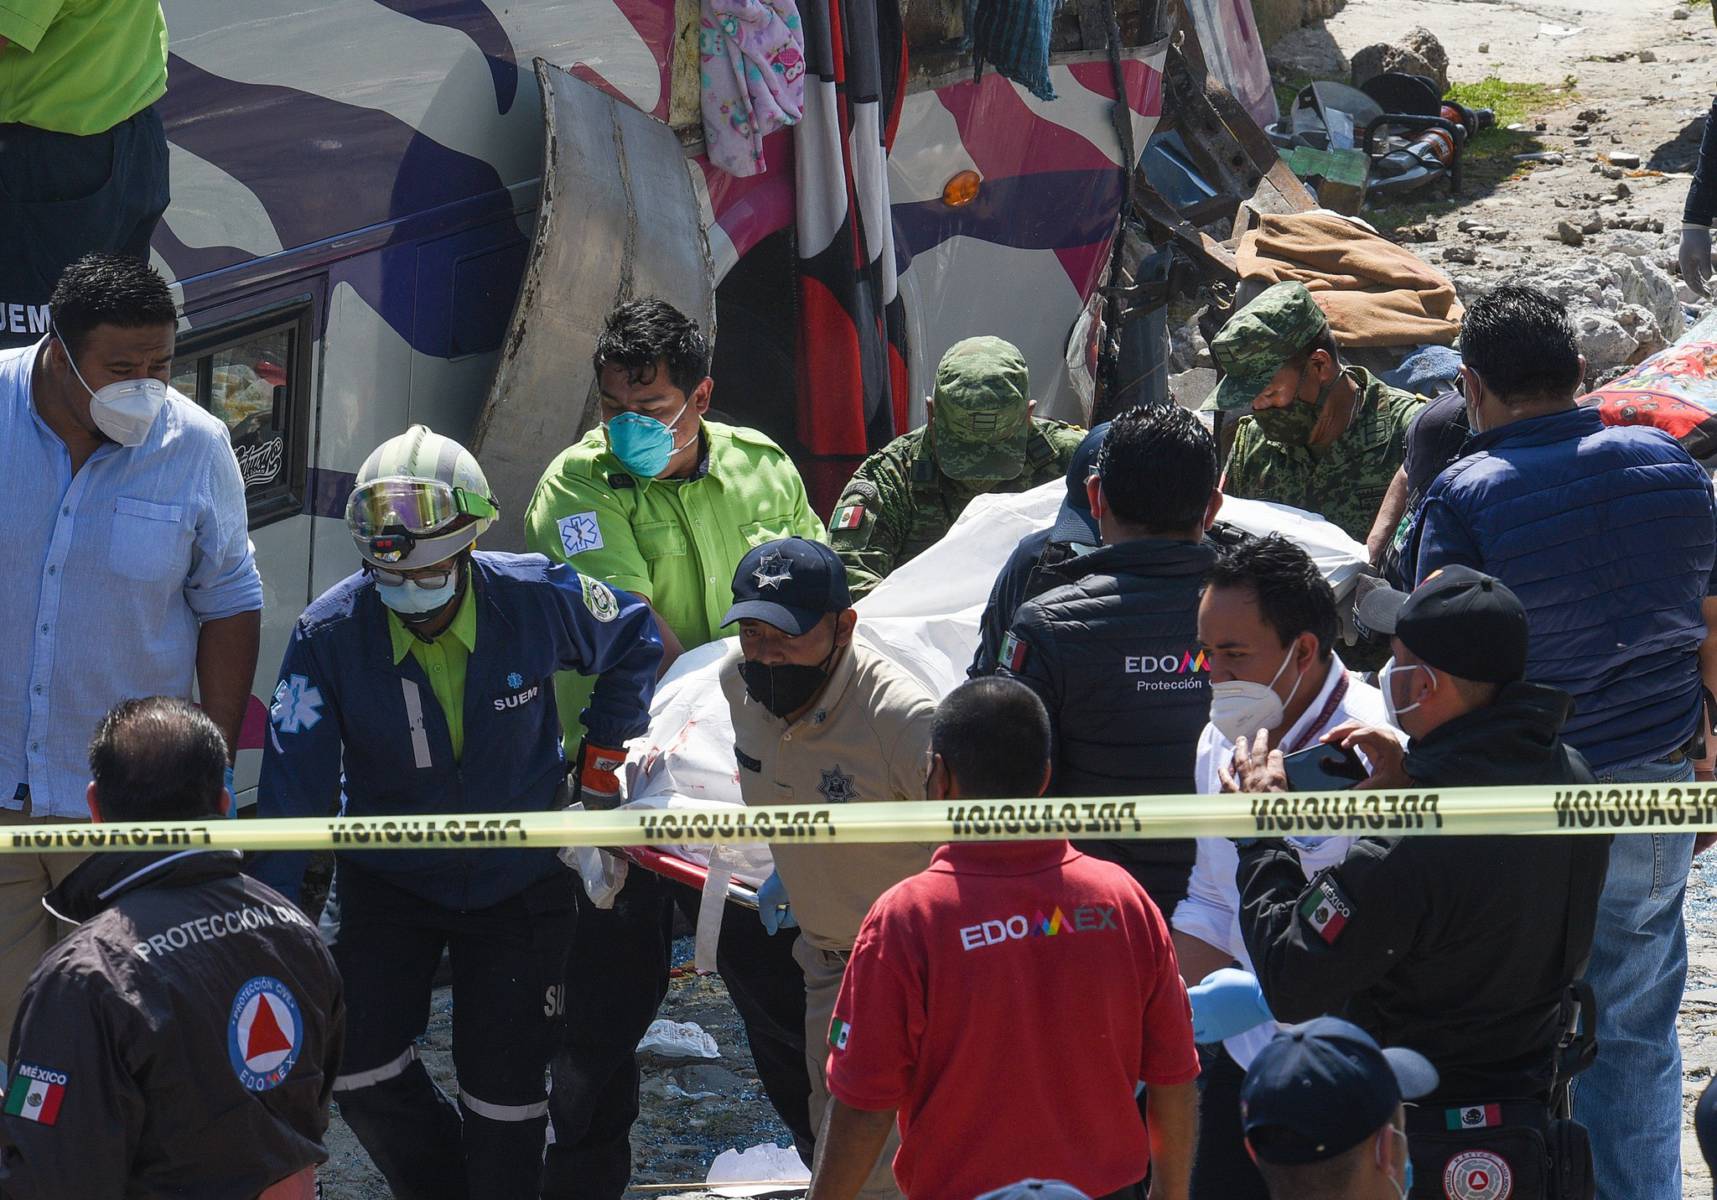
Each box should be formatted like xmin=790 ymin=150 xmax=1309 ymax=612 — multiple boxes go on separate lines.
xmin=721 ymin=642 xmax=936 ymax=951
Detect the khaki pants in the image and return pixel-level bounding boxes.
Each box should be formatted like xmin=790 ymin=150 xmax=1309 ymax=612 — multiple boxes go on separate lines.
xmin=794 ymin=937 xmax=903 ymax=1200
xmin=0 ymin=812 xmax=85 ymax=1054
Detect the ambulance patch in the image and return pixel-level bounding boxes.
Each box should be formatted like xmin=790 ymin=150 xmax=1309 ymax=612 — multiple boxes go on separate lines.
xmin=1298 ymin=875 xmax=1352 ymax=944
xmin=269 ymin=675 xmax=323 ymax=734
xmin=3 ymin=1063 xmax=67 ymax=1126
xmin=556 ymin=511 xmax=604 ymax=556
xmin=228 ymin=977 xmax=303 ymax=1092
xmin=581 ymin=577 xmax=620 ymax=622
xmin=1443 ymin=1149 xmax=1513 ymax=1199
xmin=1000 ymin=633 xmax=1028 ymax=672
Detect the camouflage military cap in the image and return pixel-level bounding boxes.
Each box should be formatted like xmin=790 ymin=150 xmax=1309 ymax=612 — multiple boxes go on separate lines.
xmin=1206 ymin=282 xmax=1331 ymax=412
xmin=931 ymin=336 xmax=1032 ymax=482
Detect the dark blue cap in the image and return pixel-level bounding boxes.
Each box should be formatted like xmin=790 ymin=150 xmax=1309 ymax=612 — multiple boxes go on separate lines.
xmin=1241 ymin=1017 xmax=1437 ymax=1164
xmin=723 ymin=538 xmax=852 ymax=636
xmin=1048 ymin=422 xmax=1109 ymax=545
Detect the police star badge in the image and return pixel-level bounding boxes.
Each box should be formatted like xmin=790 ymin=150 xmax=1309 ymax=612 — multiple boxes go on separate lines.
xmin=817 ymin=766 xmax=857 ymax=803
xmin=753 ymin=550 xmax=794 ymax=590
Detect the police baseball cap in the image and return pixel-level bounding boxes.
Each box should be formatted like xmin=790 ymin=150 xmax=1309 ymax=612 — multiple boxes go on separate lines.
xmin=1205 ymin=282 xmax=1332 ymax=413
xmin=1355 ymin=565 xmax=1529 ymax=684
xmin=1048 ymin=422 xmax=1109 ymax=545
xmin=932 ymin=336 xmax=1034 ymax=482
xmin=1242 ymin=1017 xmax=1438 ymax=1166
xmin=722 ymin=538 xmax=852 ymax=636
xmin=973 ymin=1181 xmax=1091 ymax=1200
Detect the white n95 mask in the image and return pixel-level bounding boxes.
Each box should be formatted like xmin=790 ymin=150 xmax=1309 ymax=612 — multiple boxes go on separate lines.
xmin=84 ymin=377 xmax=168 ymax=447
xmin=56 ymin=326 xmax=168 ymax=447
xmin=1209 ymin=645 xmax=1304 ymax=744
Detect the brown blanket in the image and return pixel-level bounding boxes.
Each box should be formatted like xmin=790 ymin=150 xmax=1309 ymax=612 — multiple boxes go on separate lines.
xmin=1236 ymin=211 xmax=1464 ymax=347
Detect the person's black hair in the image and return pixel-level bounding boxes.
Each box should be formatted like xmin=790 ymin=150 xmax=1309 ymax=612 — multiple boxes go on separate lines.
xmin=592 ymin=297 xmax=711 ymax=396
xmin=1094 ymin=404 xmax=1217 ymax=533
xmin=88 ymin=697 xmax=227 ymax=822
xmin=48 ymin=253 xmax=177 ymax=361
xmin=1460 ymin=283 xmax=1582 ymax=402
xmin=931 ymin=678 xmax=1051 ymax=800
xmin=1204 ymin=534 xmax=1339 ymax=659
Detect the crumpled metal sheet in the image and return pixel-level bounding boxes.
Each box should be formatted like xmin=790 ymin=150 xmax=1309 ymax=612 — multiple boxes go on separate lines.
xmin=473 ymin=57 xmax=715 ymax=550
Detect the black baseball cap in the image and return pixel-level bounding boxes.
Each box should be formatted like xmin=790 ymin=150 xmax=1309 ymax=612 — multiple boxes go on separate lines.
xmin=1355 ymin=565 xmax=1529 ymax=684
xmin=1048 ymin=422 xmax=1110 ymax=545
xmin=722 ymin=537 xmax=852 ymax=635
xmin=1242 ymin=1017 xmax=1438 ymax=1165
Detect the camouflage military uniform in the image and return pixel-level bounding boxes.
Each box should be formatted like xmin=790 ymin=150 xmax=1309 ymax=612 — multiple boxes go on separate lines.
xmin=1222 ymin=366 xmax=1422 ymax=544
xmin=829 ymin=336 xmax=1085 ymax=598
xmin=830 ymin=419 xmax=1086 ymax=596
xmin=1206 ymin=281 xmax=1423 ymax=544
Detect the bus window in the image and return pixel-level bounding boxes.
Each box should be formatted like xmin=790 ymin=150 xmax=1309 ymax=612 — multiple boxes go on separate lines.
xmin=170 ymin=301 xmax=313 ymax=527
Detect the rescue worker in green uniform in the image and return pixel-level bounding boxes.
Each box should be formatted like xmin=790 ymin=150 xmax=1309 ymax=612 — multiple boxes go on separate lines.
xmin=1208 ymin=282 xmax=1422 ymax=547
xmin=828 ymin=336 xmax=1085 ymax=599
xmin=524 ymin=297 xmax=825 ymax=1199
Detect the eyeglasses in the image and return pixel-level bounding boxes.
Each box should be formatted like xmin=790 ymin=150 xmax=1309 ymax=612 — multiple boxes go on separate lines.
xmin=369 ymin=562 xmax=459 ymax=589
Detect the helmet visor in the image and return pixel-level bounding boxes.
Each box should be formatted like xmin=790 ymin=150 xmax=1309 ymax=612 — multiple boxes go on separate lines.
xmin=346 ymin=478 xmax=496 ymax=541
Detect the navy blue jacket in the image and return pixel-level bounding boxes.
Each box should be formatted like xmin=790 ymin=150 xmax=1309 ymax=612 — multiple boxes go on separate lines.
xmin=1414 ymin=407 xmax=1716 ymax=769
xmin=999 ymin=537 xmax=1215 ymax=912
xmin=251 ymin=552 xmax=661 ymax=910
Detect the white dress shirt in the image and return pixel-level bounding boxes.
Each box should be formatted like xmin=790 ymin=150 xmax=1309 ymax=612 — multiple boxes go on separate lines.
xmin=1171 ymin=654 xmax=1388 ymax=1068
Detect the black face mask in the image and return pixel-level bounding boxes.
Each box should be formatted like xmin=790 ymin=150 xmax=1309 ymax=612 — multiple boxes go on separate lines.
xmin=739 ymin=641 xmax=837 ymax=718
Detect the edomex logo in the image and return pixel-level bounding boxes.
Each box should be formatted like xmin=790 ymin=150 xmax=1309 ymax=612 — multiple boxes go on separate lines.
xmin=1124 ymin=649 xmax=1209 ymax=675
xmin=959 ymin=905 xmax=1119 ymax=951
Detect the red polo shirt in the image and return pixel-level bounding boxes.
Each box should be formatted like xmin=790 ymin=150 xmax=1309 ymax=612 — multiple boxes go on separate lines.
xmin=824 ymin=840 xmax=1200 ymax=1200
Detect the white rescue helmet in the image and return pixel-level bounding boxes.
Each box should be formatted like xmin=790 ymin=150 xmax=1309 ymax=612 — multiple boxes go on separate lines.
xmin=346 ymin=425 xmax=498 ymax=570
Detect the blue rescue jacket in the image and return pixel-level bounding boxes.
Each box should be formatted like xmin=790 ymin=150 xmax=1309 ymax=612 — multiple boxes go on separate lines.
xmin=1413 ymin=407 xmax=1716 ymax=769
xmin=251 ymin=552 xmax=661 ymax=910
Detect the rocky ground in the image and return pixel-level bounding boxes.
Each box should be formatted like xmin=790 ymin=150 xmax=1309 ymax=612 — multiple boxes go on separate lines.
xmin=319 ymin=1 xmax=1717 ymax=1194
xmin=1268 ymin=0 xmax=1716 ymax=384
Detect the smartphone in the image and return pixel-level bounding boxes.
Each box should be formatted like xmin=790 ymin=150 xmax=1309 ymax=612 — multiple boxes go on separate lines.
xmin=1281 ymin=743 xmax=1367 ymax=791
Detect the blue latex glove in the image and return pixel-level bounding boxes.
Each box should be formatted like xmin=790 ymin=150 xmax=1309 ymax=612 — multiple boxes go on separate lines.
xmin=757 ymin=871 xmax=796 ymax=935
xmin=1188 ymin=967 xmax=1274 ymax=1044
xmin=223 ymin=764 xmax=238 ymax=820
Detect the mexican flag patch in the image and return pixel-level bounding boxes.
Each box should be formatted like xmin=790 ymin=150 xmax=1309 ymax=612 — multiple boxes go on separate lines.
xmin=834 ymin=504 xmax=865 ymax=531
xmin=1000 ymin=633 xmax=1028 ymax=672
xmin=1447 ymin=1104 xmax=1502 ymax=1131
xmin=828 ymin=1018 xmax=852 ymax=1050
xmin=1298 ymin=875 xmax=1352 ymax=945
xmin=3 ymin=1064 xmax=66 ymax=1126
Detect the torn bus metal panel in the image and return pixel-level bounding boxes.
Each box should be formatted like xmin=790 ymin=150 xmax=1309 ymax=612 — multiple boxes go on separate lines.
xmin=472 ymin=58 xmax=715 ymax=551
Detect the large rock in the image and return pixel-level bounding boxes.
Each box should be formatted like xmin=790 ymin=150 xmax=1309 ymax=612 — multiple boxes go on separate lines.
xmin=1398 ymin=27 xmax=1450 ymax=93
xmin=1254 ymin=0 xmax=1349 ymax=50
xmin=1351 ymin=27 xmax=1449 ymax=94
xmin=1512 ymin=253 xmax=1686 ymax=379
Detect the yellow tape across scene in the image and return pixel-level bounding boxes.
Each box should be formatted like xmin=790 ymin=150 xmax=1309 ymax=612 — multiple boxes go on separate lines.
xmin=10 ymin=784 xmax=1717 ymax=853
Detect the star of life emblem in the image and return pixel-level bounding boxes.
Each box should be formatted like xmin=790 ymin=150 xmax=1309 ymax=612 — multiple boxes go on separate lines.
xmin=270 ymin=675 xmax=323 ymax=734
xmin=753 ymin=550 xmax=794 ymax=590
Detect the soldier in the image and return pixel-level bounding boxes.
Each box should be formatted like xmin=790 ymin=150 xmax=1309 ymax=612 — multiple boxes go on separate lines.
xmin=829 ymin=336 xmax=1084 ymax=598
xmin=1207 ymin=283 xmax=1421 ymax=546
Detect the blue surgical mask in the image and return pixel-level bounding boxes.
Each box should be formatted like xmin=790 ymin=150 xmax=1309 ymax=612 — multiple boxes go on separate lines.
xmin=376 ymin=575 xmax=457 ymax=615
xmin=606 ymin=402 xmax=691 ymax=478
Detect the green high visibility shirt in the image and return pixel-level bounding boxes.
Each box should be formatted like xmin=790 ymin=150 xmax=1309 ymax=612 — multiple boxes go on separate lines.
xmin=385 ymin=570 xmax=478 ymax=762
xmin=0 ymin=0 xmax=167 ymax=135
xmin=525 ymin=419 xmax=826 ymax=746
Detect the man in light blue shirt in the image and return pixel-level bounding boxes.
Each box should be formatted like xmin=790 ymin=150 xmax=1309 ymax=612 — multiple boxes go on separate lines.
xmin=0 ymin=252 xmax=261 ymax=1044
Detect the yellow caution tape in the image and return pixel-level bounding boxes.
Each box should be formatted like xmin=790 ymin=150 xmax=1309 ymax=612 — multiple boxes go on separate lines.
xmin=10 ymin=783 xmax=1717 ymax=853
